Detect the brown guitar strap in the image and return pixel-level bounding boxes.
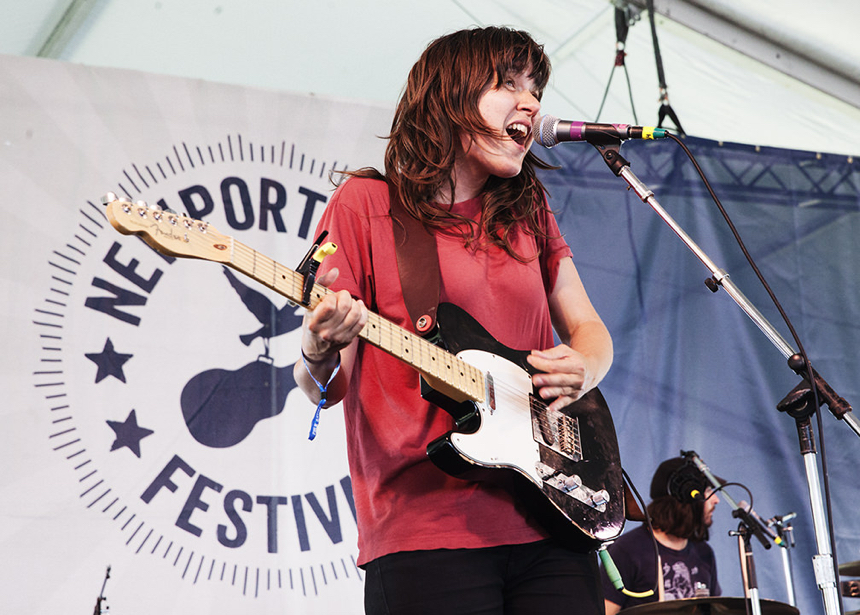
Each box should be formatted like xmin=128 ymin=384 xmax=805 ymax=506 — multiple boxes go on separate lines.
xmin=388 ymin=182 xmax=637 ymax=527
xmin=388 ymin=182 xmax=440 ymax=336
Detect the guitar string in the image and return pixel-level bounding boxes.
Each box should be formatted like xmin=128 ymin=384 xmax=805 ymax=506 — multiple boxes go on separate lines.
xmin=220 ymin=232 xmax=486 ymax=399
xmin=491 ymin=377 xmax=583 ymax=438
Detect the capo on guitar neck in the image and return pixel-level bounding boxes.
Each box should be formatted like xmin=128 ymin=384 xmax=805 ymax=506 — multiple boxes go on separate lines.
xmin=295 ymin=231 xmax=338 ymax=306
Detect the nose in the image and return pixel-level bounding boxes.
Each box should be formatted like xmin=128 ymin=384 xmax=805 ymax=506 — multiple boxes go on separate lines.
xmin=518 ymin=90 xmax=540 ymax=116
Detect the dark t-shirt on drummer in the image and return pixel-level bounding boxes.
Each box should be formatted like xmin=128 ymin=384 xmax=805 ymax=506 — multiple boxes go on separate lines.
xmin=602 ymin=525 xmax=721 ymax=610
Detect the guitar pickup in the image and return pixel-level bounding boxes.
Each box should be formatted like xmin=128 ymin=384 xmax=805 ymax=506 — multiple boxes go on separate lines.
xmin=486 ymin=371 xmax=496 ymax=414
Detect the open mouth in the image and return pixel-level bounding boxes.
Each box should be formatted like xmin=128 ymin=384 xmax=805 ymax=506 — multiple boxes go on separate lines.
xmin=505 ymin=122 xmax=530 ymax=147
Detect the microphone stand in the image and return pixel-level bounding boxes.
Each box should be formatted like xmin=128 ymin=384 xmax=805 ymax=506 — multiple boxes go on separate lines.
xmin=684 ymin=450 xmax=769 ymax=615
xmin=589 ymin=138 xmax=849 ymax=615
xmin=93 ymin=565 xmax=111 ymax=615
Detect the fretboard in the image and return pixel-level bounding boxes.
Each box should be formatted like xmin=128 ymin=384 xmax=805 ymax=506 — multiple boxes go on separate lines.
xmin=228 ymin=240 xmax=486 ymax=404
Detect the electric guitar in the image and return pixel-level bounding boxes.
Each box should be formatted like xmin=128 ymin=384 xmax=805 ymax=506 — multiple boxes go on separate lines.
xmin=102 ymin=194 xmax=626 ymax=549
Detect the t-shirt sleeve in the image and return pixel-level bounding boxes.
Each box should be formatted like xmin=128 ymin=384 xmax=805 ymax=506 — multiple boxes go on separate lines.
xmin=312 ymin=179 xmax=382 ymax=306
xmin=537 ymin=198 xmax=574 ymax=295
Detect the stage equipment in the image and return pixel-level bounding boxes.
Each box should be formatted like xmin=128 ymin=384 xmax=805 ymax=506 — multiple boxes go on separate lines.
xmin=617 ymin=596 xmax=798 ymax=615
xmin=92 ymin=565 xmax=110 ymax=615
xmin=535 ymin=127 xmax=858 ymax=615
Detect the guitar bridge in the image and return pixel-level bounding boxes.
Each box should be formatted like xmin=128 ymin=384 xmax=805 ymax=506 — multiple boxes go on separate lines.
xmin=532 ymin=406 xmax=582 ymax=462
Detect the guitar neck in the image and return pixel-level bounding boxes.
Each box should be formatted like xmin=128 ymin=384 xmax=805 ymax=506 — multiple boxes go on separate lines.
xmin=228 ymin=240 xmax=486 ymax=404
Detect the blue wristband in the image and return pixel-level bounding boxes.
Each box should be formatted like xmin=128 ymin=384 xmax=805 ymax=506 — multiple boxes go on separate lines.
xmin=301 ymin=351 xmax=341 ymax=440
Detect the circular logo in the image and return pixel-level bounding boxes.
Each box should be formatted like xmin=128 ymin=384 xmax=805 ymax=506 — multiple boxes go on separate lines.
xmin=32 ymin=134 xmax=361 ymax=600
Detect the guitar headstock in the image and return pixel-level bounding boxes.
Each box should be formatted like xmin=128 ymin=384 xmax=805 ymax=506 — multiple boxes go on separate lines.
xmin=101 ymin=193 xmax=233 ymax=264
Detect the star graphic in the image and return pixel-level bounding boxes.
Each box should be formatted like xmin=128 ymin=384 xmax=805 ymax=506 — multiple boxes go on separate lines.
xmin=85 ymin=338 xmax=133 ymax=383
xmin=107 ymin=409 xmax=153 ymax=458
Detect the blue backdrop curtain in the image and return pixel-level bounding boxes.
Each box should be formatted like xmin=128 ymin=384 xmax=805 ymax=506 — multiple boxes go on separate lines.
xmin=538 ymin=136 xmax=860 ymax=613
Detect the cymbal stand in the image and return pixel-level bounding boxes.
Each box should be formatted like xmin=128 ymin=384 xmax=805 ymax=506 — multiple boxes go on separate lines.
xmin=589 ymin=139 xmax=848 ymax=615
xmin=732 ymin=523 xmax=764 ymax=615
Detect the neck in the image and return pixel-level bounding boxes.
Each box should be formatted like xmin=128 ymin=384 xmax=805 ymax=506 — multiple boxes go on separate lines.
xmin=652 ymin=528 xmax=688 ymax=551
xmin=435 ymin=179 xmax=484 ymax=205
xmin=439 ymin=154 xmax=488 ymax=204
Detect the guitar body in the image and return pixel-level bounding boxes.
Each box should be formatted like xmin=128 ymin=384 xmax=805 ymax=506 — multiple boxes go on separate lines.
xmin=424 ymin=302 xmax=625 ymax=550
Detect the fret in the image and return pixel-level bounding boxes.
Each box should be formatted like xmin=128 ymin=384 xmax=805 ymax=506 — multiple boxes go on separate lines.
xmin=436 ymin=343 xmax=459 ymax=388
xmin=419 ymin=338 xmax=439 ymax=379
xmin=392 ymin=324 xmax=406 ymax=360
xmin=398 ymin=329 xmax=412 ymax=363
xmin=352 ymin=311 xmax=483 ymax=403
xmin=465 ymin=363 xmax=482 ymax=398
xmin=404 ymin=328 xmax=421 ymax=363
xmin=375 ymin=318 xmax=388 ymax=353
xmin=430 ymin=343 xmax=449 ymax=382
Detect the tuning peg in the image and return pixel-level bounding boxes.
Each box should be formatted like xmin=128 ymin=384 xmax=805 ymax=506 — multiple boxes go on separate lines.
xmin=135 ymin=200 xmax=150 ymax=208
xmin=101 ymin=192 xmax=118 ymax=204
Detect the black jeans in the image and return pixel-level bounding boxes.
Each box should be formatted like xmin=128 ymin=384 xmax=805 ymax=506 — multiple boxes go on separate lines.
xmin=363 ymin=540 xmax=603 ymax=615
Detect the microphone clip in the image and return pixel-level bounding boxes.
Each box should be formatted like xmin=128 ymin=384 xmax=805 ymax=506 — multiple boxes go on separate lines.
xmin=590 ymin=140 xmax=629 ymax=177
xmin=731 ymin=507 xmax=774 ymax=550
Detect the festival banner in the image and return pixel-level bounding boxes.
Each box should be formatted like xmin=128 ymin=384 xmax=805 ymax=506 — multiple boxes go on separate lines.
xmin=2 ymin=54 xmax=389 ymax=614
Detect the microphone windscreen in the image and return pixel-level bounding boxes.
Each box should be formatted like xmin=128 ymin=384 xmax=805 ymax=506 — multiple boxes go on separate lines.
xmin=534 ymin=115 xmax=560 ymax=147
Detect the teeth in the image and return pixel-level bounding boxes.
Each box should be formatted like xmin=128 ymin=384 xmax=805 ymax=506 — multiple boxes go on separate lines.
xmin=507 ymin=122 xmax=528 ymax=138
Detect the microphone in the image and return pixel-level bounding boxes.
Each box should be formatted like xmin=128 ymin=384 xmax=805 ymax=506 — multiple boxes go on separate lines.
xmin=738 ymin=500 xmax=784 ymax=548
xmin=770 ymin=511 xmax=797 ymax=526
xmin=533 ymin=114 xmax=668 ymax=147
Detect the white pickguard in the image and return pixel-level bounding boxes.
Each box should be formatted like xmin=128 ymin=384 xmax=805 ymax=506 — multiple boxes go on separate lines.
xmin=447 ymin=349 xmax=609 ymax=514
xmin=448 ymin=349 xmax=543 ymax=486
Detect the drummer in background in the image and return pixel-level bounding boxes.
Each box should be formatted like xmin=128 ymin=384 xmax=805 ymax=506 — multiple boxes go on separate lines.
xmin=602 ymin=457 xmax=721 ymax=614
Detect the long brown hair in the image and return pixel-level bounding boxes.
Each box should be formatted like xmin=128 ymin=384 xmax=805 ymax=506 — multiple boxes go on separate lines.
xmin=350 ymin=26 xmax=555 ymax=261
xmin=647 ymin=497 xmax=711 ymax=542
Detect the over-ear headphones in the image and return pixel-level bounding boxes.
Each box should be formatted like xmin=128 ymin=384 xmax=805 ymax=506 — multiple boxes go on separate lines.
xmin=667 ymin=461 xmax=709 ymax=504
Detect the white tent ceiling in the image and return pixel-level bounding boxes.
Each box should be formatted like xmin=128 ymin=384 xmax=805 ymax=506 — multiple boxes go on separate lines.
xmin=3 ymin=0 xmax=860 ymax=157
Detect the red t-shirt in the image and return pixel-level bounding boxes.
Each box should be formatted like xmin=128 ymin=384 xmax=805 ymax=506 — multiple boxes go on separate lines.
xmin=315 ymin=177 xmax=574 ymax=565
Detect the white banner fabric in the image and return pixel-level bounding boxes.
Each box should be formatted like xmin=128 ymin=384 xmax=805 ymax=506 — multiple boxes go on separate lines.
xmin=1 ymin=53 xmax=390 ymax=614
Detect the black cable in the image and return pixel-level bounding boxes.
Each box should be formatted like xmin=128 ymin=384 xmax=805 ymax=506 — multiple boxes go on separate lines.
xmin=620 ymin=467 xmax=661 ymax=599
xmin=645 ymin=0 xmax=666 ymax=91
xmin=666 ymin=132 xmax=841 ymax=601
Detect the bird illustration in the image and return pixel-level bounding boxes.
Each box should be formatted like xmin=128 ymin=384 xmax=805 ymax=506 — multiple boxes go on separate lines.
xmin=222 ymin=267 xmax=304 ymax=346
